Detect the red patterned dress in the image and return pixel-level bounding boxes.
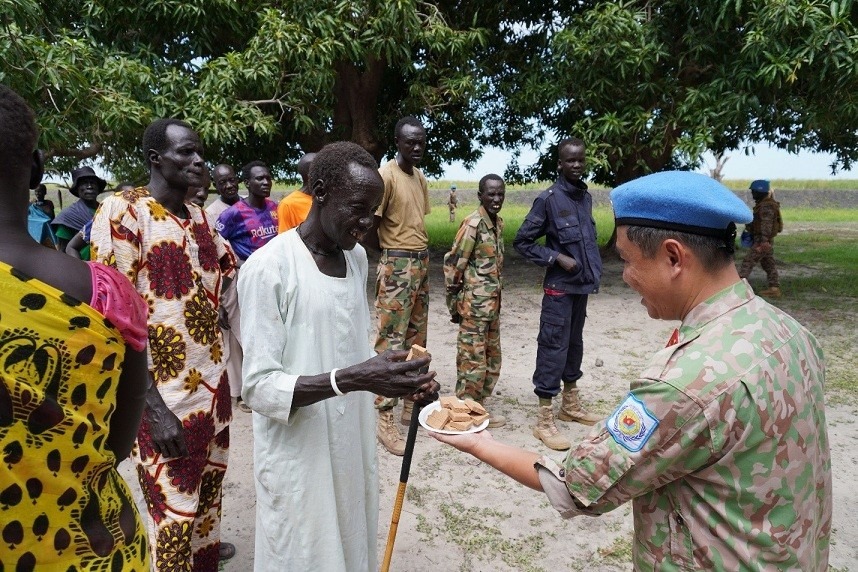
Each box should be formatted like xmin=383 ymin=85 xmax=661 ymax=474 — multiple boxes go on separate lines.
xmin=90 ymin=187 xmax=236 ymax=570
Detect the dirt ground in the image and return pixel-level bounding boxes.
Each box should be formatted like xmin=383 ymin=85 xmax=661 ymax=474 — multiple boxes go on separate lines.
xmin=119 ymin=250 xmax=857 ymax=571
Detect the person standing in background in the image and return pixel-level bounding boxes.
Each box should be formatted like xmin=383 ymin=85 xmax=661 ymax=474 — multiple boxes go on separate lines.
xmin=207 ymin=163 xmax=240 ymax=220
xmin=186 ymin=168 xmax=211 ymax=208
xmin=513 ymin=137 xmax=602 ymax=451
xmin=738 ymin=179 xmax=783 ymax=298
xmin=277 ymin=152 xmax=316 ymax=233
xmin=215 ymin=161 xmax=279 ymax=413
xmin=52 ymin=166 xmax=104 ymax=253
xmin=444 ymin=174 xmax=506 ymax=427
xmin=362 ymin=116 xmax=431 ymax=456
xmin=31 ymin=183 xmax=55 ymax=219
xmin=447 ymin=183 xmax=458 ymax=222
xmin=216 ymin=161 xmax=278 ymax=262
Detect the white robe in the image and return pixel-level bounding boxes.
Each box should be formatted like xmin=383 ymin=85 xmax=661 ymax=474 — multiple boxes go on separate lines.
xmin=238 ymin=230 xmax=378 ymax=571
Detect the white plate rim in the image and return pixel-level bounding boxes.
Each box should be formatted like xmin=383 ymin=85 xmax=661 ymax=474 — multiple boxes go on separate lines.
xmin=418 ymin=400 xmax=490 ymax=434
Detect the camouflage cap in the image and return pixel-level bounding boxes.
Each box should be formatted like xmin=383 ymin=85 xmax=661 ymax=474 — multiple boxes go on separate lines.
xmin=610 ymin=171 xmax=752 ymax=238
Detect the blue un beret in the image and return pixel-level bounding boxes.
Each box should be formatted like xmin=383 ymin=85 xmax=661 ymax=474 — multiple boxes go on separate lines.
xmin=611 ymin=171 xmax=752 ymax=239
xmin=750 ymin=179 xmax=770 ymax=193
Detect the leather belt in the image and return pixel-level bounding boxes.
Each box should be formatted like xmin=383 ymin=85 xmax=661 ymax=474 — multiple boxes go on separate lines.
xmin=384 ymin=249 xmax=429 ymax=260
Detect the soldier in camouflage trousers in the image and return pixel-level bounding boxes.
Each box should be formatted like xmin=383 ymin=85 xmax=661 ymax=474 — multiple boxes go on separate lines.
xmin=432 ymin=172 xmax=831 ymax=572
xmin=375 ymin=255 xmax=429 ymax=356
xmin=738 ymin=179 xmax=783 ymax=297
xmin=444 ymin=175 xmax=506 ymax=428
xmin=369 ymin=116 xmax=432 ymax=456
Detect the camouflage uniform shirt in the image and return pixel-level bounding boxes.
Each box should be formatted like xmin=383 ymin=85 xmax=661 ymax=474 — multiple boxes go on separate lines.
xmin=748 ymin=195 xmax=782 ymax=243
xmin=536 ymin=280 xmax=831 ymax=571
xmin=443 ymin=206 xmax=504 ymax=321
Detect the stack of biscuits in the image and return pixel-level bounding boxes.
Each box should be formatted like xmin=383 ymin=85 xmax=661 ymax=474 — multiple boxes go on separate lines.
xmin=426 ymin=396 xmax=489 ymax=432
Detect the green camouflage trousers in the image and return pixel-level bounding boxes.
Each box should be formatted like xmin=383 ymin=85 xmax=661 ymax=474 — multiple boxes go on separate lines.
xmin=374 ymin=253 xmax=429 ymax=410
xmin=738 ymin=242 xmax=779 ymax=287
xmin=456 ymin=316 xmax=501 ymax=401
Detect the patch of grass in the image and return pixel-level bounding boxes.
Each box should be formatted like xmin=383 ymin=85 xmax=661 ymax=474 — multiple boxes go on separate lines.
xmin=755 ymin=231 xmax=858 ymax=305
xmin=597 ymin=536 xmax=634 ymax=566
xmin=406 ymin=484 xmax=431 ymax=508
xmin=426 ymin=179 xmax=858 ymax=191
xmin=817 ymin=335 xmax=858 ymax=406
xmin=721 ymin=179 xmax=858 ymax=191
xmin=433 ymin=501 xmax=547 ymax=572
xmin=425 ymin=205 xmax=615 ymax=251
xmin=782 ymin=208 xmax=858 ymax=223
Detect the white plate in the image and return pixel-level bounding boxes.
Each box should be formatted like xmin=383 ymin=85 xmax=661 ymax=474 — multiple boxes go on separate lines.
xmin=418 ymin=400 xmax=490 ymax=435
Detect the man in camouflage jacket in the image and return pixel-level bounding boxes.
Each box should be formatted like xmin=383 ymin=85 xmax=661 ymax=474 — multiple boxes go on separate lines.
xmin=444 ymin=174 xmax=506 ymax=427
xmin=739 ymin=179 xmax=783 ymax=297
xmin=433 ymin=172 xmax=831 ymax=572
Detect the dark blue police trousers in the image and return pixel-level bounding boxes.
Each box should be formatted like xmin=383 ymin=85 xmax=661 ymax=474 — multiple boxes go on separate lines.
xmin=532 ymin=291 xmax=589 ymax=399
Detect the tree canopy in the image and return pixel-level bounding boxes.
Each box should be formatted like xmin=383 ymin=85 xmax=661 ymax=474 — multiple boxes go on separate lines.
xmin=2 ymin=0 xmax=485 ymax=180
xmin=2 ymin=0 xmax=857 ymax=184
xmin=489 ymin=0 xmax=858 ymax=185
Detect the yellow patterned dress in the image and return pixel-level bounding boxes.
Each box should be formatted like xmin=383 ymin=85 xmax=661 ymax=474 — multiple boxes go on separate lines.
xmin=0 ymin=261 xmax=150 ymax=570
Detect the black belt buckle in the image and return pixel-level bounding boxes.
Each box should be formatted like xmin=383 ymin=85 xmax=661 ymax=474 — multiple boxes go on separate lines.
xmin=385 ymin=249 xmax=428 ymax=260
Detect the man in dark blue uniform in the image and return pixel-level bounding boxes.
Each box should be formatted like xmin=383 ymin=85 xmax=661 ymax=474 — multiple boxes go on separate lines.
xmin=514 ymin=137 xmax=602 ymax=450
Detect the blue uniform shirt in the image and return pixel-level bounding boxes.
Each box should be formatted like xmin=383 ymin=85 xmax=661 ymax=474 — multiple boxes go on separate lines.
xmin=513 ymin=176 xmax=602 ymax=294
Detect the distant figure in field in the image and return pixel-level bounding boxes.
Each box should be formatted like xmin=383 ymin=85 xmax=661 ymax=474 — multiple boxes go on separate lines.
xmin=277 ymin=152 xmax=316 ymax=233
xmin=447 ymin=184 xmax=458 ymax=222
xmin=738 ymin=179 xmax=783 ymax=298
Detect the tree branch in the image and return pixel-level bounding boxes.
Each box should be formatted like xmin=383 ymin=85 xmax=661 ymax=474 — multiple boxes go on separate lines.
xmin=44 ymin=142 xmax=103 ymax=161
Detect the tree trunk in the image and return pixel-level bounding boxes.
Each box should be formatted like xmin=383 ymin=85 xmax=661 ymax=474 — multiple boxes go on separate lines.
xmin=708 ymin=153 xmax=729 ymax=181
xmin=601 ymin=140 xmax=677 ymax=254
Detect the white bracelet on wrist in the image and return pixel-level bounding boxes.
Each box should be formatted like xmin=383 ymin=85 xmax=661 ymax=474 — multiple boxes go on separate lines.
xmin=330 ymin=368 xmax=345 ymax=396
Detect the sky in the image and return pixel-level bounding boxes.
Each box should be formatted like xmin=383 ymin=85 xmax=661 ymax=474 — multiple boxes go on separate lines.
xmin=439 ymin=143 xmax=857 ymax=182
xmin=52 ymin=142 xmax=855 ymax=187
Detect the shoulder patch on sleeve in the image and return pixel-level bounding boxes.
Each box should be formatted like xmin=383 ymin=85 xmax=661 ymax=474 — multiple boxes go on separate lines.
xmin=606 ymin=394 xmax=659 ymax=452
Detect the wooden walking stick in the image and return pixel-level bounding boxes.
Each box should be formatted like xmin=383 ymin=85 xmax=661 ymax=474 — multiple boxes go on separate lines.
xmin=380 ymin=401 xmax=421 ymax=572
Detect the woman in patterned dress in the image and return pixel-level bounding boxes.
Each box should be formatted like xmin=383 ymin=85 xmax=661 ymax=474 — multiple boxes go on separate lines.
xmin=0 ymin=85 xmax=151 ymax=570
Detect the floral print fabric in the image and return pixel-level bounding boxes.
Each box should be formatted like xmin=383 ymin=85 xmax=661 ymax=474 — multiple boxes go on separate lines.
xmin=90 ymin=187 xmax=236 ymax=569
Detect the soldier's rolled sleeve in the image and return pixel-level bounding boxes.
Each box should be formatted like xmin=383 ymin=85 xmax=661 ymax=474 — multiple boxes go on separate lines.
xmin=535 ymin=456 xmax=588 ymax=518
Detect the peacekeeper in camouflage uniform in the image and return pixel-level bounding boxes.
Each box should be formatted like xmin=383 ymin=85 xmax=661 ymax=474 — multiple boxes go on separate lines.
xmin=432 ymin=171 xmax=831 ymax=571
xmin=443 ymin=174 xmax=506 ymax=427
xmin=739 ymin=179 xmax=783 ymax=298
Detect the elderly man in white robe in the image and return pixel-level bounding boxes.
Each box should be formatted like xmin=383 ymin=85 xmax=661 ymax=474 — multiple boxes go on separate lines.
xmin=238 ymin=141 xmax=439 ymax=571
